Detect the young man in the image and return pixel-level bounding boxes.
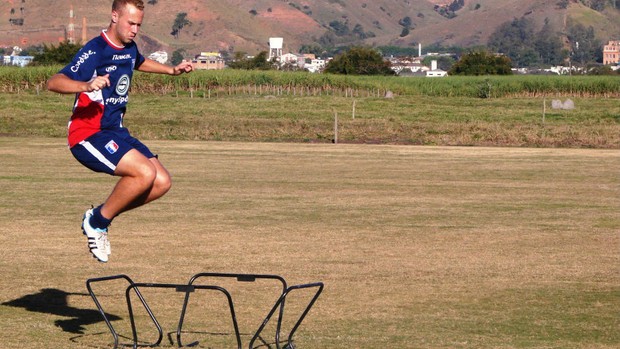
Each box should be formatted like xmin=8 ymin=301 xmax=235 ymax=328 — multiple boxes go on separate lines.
xmin=47 ymin=0 xmax=193 ymax=263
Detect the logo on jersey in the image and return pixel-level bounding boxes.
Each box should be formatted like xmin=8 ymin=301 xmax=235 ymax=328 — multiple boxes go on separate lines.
xmin=70 ymin=50 xmax=96 ymax=73
xmin=105 ymin=65 xmax=118 ymax=73
xmin=105 ymin=140 xmax=119 ymax=154
xmin=116 ymin=74 xmax=130 ymax=96
xmin=105 ymin=96 xmax=129 ymax=105
xmin=113 ymin=54 xmax=132 ymax=60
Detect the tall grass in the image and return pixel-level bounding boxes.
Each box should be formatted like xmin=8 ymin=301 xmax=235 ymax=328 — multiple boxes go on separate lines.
xmin=132 ymin=69 xmax=370 ymax=93
xmin=1 ymin=66 xmax=619 ymax=97
xmin=0 ymin=66 xmax=56 ymax=92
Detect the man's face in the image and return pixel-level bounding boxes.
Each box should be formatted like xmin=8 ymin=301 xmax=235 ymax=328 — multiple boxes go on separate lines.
xmin=112 ymin=4 xmax=144 ymax=44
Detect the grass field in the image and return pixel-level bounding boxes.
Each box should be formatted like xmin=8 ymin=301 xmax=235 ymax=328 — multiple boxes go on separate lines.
xmin=0 ymin=137 xmax=618 ymax=348
xmin=1 ymin=91 xmax=619 ymax=148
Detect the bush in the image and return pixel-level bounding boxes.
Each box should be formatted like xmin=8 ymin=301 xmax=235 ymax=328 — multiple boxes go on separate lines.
xmin=228 ymin=51 xmax=276 ymax=71
xmin=449 ymin=50 xmax=513 ymax=76
xmin=324 ymin=47 xmax=395 ymax=76
xmin=30 ymin=41 xmax=82 ymax=66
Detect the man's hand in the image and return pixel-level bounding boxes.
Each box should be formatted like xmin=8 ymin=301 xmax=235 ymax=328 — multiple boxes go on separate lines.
xmin=87 ymin=74 xmax=111 ymax=92
xmin=172 ymin=61 xmax=194 ymax=75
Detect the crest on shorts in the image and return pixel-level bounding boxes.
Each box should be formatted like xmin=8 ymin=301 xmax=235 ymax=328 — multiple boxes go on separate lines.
xmin=105 ymin=140 xmax=119 ymax=154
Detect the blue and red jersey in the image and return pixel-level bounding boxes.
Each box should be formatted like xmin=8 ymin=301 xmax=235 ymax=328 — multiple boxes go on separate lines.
xmin=59 ymin=30 xmax=145 ymax=147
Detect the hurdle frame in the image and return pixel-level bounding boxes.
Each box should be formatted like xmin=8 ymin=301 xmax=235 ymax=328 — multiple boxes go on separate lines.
xmin=86 ymin=272 xmax=324 ymax=349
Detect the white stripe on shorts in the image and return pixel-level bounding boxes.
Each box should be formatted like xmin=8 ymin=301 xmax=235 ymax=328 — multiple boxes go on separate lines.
xmin=80 ymin=140 xmax=117 ymax=171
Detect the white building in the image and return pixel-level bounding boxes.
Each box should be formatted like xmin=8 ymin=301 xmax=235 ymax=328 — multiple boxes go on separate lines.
xmin=392 ymin=62 xmax=428 ymax=75
xmin=426 ymin=60 xmax=448 ymax=77
xmin=305 ymin=58 xmax=329 ymax=73
xmin=280 ymin=52 xmax=306 ymax=66
xmin=2 ymin=46 xmax=33 ymax=67
xmin=148 ymin=51 xmax=168 ymax=64
xmin=2 ymin=55 xmax=33 ymax=67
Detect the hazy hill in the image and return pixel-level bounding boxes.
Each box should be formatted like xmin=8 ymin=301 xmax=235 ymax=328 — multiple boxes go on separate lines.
xmin=1 ymin=0 xmax=619 ymax=56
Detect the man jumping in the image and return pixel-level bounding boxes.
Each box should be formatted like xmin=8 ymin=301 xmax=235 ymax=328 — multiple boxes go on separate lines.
xmin=47 ymin=0 xmax=193 ymax=262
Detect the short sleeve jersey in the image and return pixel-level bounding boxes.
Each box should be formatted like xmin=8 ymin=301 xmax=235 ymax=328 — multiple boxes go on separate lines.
xmin=60 ymin=30 xmax=145 ymax=147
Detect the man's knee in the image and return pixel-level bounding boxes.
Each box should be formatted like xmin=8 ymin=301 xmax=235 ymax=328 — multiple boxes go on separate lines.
xmin=156 ymin=171 xmax=172 ymax=195
xmin=136 ymin=161 xmax=157 ymax=187
xmin=116 ymin=156 xmax=157 ymax=188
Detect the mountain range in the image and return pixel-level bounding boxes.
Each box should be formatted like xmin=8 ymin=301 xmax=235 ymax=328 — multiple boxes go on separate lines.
xmin=1 ymin=0 xmax=619 ymax=56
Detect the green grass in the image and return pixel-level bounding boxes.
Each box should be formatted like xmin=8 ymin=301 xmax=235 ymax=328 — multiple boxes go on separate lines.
xmin=0 ymin=138 xmax=618 ymax=348
xmin=1 ymin=91 xmax=619 ymax=148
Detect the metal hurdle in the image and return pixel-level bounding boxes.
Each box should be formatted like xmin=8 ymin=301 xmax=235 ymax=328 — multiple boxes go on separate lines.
xmin=86 ymin=272 xmax=324 ymax=349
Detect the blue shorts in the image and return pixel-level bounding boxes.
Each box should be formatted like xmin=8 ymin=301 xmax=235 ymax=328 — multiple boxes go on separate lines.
xmin=70 ymin=130 xmax=155 ymax=175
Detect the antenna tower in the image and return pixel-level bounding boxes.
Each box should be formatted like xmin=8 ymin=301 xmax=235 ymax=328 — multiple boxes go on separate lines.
xmin=68 ymin=5 xmax=75 ymax=44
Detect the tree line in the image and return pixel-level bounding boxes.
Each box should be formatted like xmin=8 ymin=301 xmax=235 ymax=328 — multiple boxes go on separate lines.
xmin=487 ymin=17 xmax=603 ymax=68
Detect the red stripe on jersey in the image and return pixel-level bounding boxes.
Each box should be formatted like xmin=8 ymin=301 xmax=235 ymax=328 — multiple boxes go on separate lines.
xmin=101 ymin=30 xmax=125 ymax=50
xmin=68 ymin=93 xmax=105 ymax=147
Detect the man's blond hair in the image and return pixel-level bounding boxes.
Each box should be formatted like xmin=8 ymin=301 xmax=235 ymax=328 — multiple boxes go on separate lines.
xmin=112 ymin=0 xmax=145 ymax=11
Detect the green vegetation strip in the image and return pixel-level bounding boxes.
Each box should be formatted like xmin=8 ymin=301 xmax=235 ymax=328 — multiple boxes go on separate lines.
xmin=1 ymin=91 xmax=618 ymax=148
xmin=1 ymin=66 xmax=619 ymax=97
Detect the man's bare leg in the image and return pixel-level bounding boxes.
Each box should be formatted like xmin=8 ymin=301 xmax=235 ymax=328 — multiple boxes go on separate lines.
xmin=82 ymin=150 xmax=171 ymax=261
xmin=99 ymin=149 xmax=172 ymax=220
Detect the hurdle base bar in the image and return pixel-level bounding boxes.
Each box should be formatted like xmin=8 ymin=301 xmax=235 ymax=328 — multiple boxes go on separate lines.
xmin=86 ymin=273 xmax=324 ymax=349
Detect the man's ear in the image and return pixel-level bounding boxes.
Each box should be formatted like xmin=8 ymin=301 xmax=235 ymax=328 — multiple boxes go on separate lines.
xmin=111 ymin=10 xmax=118 ymax=23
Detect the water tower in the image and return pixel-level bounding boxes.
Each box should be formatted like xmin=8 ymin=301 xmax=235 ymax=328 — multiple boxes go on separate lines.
xmin=268 ymin=37 xmax=283 ymax=61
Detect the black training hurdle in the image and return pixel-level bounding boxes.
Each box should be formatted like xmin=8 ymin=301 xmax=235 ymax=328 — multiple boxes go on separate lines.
xmin=86 ymin=273 xmax=324 ymax=349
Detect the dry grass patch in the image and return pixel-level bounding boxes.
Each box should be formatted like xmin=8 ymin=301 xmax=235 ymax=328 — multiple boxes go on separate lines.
xmin=0 ymin=138 xmax=618 ymax=348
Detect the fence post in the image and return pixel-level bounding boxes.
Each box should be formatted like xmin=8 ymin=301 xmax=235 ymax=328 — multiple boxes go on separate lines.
xmin=334 ymin=110 xmax=338 ymax=144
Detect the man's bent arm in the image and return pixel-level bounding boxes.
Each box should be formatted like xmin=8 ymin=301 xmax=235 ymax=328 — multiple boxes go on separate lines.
xmin=47 ymin=73 xmax=110 ymax=94
xmin=137 ymin=58 xmax=193 ymax=75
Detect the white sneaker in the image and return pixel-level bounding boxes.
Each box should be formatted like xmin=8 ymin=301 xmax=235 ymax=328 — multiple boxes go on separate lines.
xmin=104 ymin=236 xmax=111 ymax=255
xmin=82 ymin=208 xmax=109 ymax=263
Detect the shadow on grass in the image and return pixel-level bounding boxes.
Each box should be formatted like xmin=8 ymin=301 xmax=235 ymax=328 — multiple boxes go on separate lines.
xmin=2 ymin=288 xmax=120 ymax=334
xmin=3 ymin=288 xmax=280 ymax=348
